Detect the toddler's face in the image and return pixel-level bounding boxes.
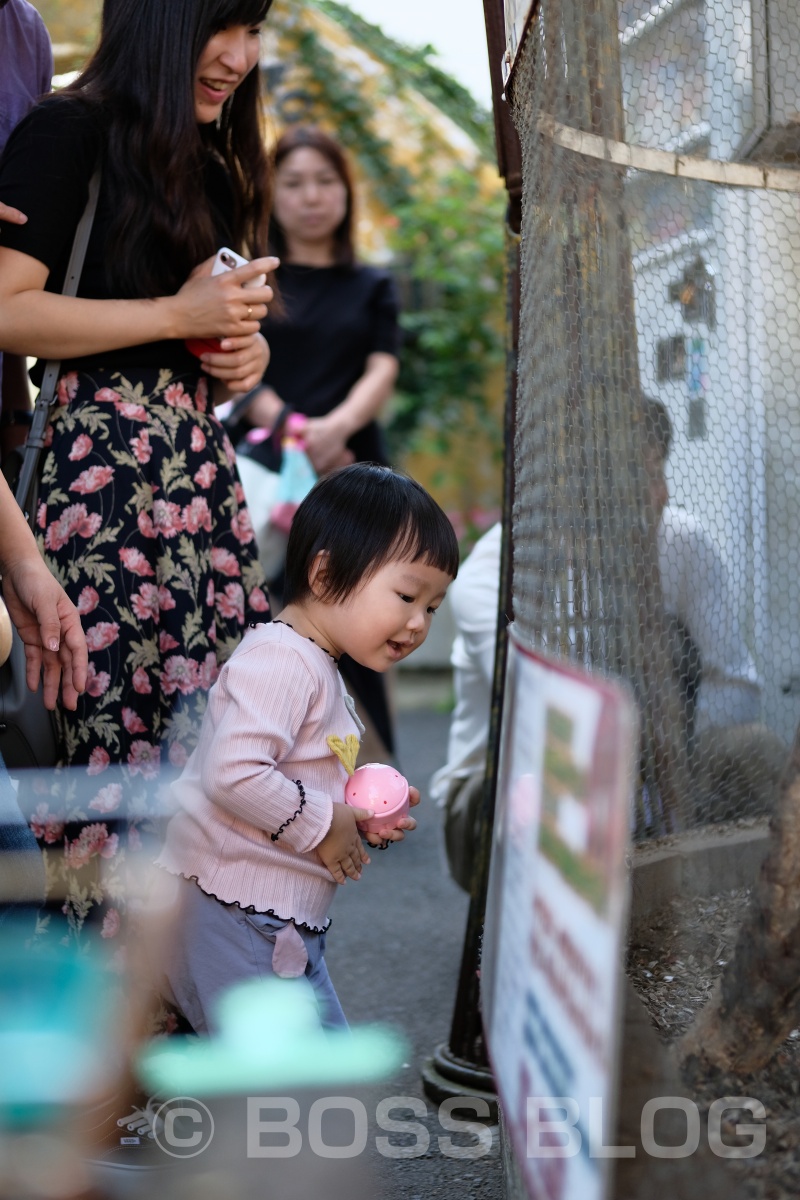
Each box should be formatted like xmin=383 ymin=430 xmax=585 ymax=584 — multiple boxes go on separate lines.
xmin=317 ymin=557 xmax=452 ymax=672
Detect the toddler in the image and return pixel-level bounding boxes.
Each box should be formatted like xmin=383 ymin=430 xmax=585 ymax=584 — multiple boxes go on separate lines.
xmin=156 ymin=463 xmax=459 ymax=1031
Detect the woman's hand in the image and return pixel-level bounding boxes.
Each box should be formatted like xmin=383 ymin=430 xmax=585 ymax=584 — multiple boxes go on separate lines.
xmin=201 ymin=332 xmax=270 ymax=395
xmin=171 ymin=255 xmax=279 ymax=341
xmin=301 ymin=413 xmax=355 ymax=475
xmin=1 ymin=555 xmax=88 ymax=711
xmin=317 ymin=802 xmax=373 ymax=884
xmin=0 ymin=201 xmax=27 ymax=226
xmin=363 ymin=785 xmax=420 ymax=847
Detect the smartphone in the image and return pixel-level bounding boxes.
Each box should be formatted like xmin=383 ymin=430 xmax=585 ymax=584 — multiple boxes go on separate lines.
xmin=185 ymin=247 xmax=267 ymax=358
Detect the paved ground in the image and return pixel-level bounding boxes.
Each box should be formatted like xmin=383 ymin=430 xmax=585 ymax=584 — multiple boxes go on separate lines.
xmin=325 ymin=676 xmax=505 ymax=1199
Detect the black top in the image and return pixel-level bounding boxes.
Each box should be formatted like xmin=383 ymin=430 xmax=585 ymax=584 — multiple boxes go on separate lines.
xmin=0 ymin=97 xmax=234 ymax=384
xmin=261 ymin=262 xmax=400 ymax=465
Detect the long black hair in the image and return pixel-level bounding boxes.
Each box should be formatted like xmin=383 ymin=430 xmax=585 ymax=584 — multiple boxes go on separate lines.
xmin=62 ymin=0 xmax=272 ymax=298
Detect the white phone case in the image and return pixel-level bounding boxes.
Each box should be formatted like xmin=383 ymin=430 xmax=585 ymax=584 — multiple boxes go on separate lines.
xmin=212 ymin=246 xmax=266 ymax=288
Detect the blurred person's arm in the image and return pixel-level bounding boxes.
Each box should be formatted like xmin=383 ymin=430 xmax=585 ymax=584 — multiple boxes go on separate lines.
xmin=301 ymin=351 xmax=398 ymax=475
xmin=0 ymin=471 xmax=87 ymax=709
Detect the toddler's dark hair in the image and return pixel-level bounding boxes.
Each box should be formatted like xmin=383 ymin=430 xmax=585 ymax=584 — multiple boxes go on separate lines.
xmin=283 ymin=463 xmax=460 ymax=605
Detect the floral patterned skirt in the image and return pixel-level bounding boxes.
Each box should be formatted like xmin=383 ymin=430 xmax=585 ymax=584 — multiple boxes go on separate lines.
xmin=29 ymin=366 xmax=270 ymax=951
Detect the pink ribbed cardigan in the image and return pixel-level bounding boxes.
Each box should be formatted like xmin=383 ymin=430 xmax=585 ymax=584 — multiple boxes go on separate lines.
xmin=156 ymin=622 xmax=361 ymax=931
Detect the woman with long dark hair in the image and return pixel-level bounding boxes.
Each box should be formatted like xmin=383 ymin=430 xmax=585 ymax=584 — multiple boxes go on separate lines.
xmin=240 ymin=125 xmax=401 ymax=757
xmin=0 ymin=0 xmax=277 ymax=946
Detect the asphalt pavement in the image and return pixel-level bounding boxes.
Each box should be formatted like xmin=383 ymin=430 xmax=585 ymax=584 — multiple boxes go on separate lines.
xmin=325 ymin=673 xmax=505 ymax=1200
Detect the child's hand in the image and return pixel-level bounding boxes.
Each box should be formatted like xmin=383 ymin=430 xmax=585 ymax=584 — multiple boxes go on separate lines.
xmin=317 ymin=803 xmax=373 ymax=884
xmin=364 ymin=785 xmax=420 ymax=847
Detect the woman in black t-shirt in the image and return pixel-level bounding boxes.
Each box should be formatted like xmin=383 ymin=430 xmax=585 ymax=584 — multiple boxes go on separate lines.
xmin=0 ymin=0 xmax=277 ymax=948
xmin=244 ymin=125 xmax=400 ymax=471
xmin=241 ymin=126 xmax=401 ymax=755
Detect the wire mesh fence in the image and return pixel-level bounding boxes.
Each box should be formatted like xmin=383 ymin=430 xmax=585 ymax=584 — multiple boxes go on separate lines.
xmin=507 ymin=0 xmax=799 ymax=841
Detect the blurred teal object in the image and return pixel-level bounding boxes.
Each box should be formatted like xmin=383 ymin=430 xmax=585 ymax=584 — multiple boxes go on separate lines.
xmin=0 ymin=922 xmax=119 ymax=1125
xmin=138 ymin=977 xmax=405 ymax=1097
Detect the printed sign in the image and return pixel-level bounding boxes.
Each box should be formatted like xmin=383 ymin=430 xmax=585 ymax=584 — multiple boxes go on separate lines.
xmin=482 ymin=629 xmax=637 ymax=1200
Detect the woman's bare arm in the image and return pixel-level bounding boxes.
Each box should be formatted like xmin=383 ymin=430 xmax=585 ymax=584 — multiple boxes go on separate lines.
xmin=301 ymin=351 xmax=399 ymax=474
xmin=0 ymin=247 xmax=276 ymax=360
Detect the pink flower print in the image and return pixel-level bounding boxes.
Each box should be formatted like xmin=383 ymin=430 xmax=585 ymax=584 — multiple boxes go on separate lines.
xmin=127 ymin=740 xmax=160 ymax=779
xmin=196 ymin=651 xmax=219 ymax=690
xmin=216 ymin=582 xmax=245 ymax=623
xmin=76 ymin=586 xmax=100 ymax=615
xmin=94 ymin=387 xmax=119 ymax=404
xmin=37 ymin=502 xmax=46 ymax=530
xmin=87 ymin=746 xmax=110 ymax=776
xmin=101 ymin=832 xmax=120 ymax=859
xmin=132 ymin=666 xmax=153 ymax=695
xmin=161 ymin=655 xmax=200 ymax=696
xmin=137 ymin=510 xmax=156 ymax=539
xmin=222 ymin=433 xmax=236 ymax=466
xmin=122 ymin=707 xmax=147 ymax=735
xmin=230 ymin=508 xmax=255 ymax=545
xmin=44 ymin=425 xmax=54 ymax=449
xmin=30 ymin=803 xmax=65 ymax=845
xmin=194 ymin=461 xmax=217 ymax=488
xmin=169 ymin=741 xmax=189 ymax=769
xmin=234 ymin=481 xmax=246 ymax=505
xmin=195 ymin=376 xmax=208 ymax=413
xmin=249 ymin=586 xmax=269 ymax=613
xmin=119 ymin=547 xmax=155 ymax=576
xmin=210 ymin=546 xmax=241 ymax=577
xmin=70 ymin=465 xmax=114 ymax=495
xmin=101 ymin=908 xmax=121 ymax=938
xmin=65 ymin=822 xmax=117 ymax=869
xmin=131 ymin=584 xmax=161 ymax=624
xmin=190 ymin=425 xmax=207 ymax=453
xmin=153 ymin=499 xmax=183 ymax=538
xmin=183 ymin=495 xmax=212 ymax=534
xmin=208 ymin=622 xmax=217 ymax=643
xmin=206 ymin=580 xmax=215 ymax=607
xmin=165 ymin=382 xmax=194 ymax=410
xmin=116 ymin=402 xmax=148 ymax=421
xmin=159 ymin=630 xmax=179 ymax=652
xmin=85 ymin=662 xmax=111 ymax=697
xmin=57 ymin=372 xmax=79 ymax=405
xmin=89 ymin=783 xmax=123 ymax=813
xmin=131 ymin=430 xmax=152 ymax=464
xmin=45 ymin=503 xmax=101 ymax=551
xmin=85 ymin=621 xmax=120 ymax=652
xmin=127 ymin=826 xmax=142 ymax=852
xmin=158 ymin=586 xmax=176 ymax=612
xmin=68 ymin=434 xmax=93 ymax=461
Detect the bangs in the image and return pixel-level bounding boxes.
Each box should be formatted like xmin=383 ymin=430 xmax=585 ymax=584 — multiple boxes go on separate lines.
xmin=204 ymin=0 xmax=272 ymax=31
xmin=389 ymin=517 xmax=461 ymax=582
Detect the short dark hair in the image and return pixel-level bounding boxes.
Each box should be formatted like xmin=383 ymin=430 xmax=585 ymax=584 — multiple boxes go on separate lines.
xmin=642 ymin=395 xmax=672 ymax=460
xmin=270 ymin=126 xmax=356 ymax=267
xmin=283 ymin=464 xmax=460 ymax=605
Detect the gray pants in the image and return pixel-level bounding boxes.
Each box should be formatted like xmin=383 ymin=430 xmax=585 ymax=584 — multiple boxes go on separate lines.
xmin=162 ymin=876 xmax=347 ymax=1035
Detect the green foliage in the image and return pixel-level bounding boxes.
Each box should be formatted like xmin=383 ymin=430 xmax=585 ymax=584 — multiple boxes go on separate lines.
xmin=314 ymin=1 xmax=495 ymax=158
xmin=288 ymin=24 xmax=413 ymax=211
xmin=387 ymin=170 xmax=506 ymax=459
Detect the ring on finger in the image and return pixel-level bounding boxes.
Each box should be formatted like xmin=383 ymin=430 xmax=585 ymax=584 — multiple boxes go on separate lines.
xmin=246 ymin=305 xmax=253 ymax=320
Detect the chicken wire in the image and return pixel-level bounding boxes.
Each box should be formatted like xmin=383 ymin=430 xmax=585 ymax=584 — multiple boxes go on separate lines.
xmin=507 ymin=0 xmax=800 ymax=841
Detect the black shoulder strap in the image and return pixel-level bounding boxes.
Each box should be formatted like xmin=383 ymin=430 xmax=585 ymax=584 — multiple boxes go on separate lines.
xmin=15 ymin=169 xmax=102 ymax=520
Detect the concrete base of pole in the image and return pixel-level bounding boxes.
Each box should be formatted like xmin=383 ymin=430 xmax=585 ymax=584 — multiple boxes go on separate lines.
xmin=421 ymin=1043 xmax=498 ymax=1121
